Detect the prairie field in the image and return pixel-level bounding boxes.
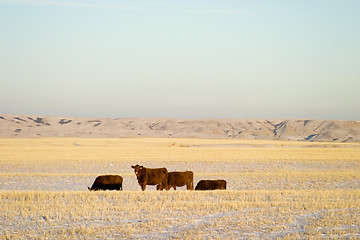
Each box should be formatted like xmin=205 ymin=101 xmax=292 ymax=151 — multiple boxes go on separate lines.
xmin=0 ymin=138 xmax=360 ymax=239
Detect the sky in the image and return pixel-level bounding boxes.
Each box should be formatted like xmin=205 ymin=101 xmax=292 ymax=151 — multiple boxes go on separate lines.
xmin=1 ymin=0 xmax=359 ymax=120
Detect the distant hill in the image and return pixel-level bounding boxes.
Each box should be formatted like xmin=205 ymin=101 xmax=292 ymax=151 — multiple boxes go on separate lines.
xmin=1 ymin=114 xmax=359 ymax=142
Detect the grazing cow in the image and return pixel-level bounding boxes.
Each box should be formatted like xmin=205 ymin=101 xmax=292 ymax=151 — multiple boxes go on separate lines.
xmin=88 ymin=175 xmax=123 ymax=191
xmin=161 ymin=171 xmax=194 ymax=190
xmin=195 ymin=180 xmax=227 ymax=190
xmin=131 ymin=164 xmax=169 ymax=191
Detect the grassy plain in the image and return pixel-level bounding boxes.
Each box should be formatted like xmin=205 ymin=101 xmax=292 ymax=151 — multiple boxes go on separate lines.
xmin=1 ymin=138 xmax=360 ymax=239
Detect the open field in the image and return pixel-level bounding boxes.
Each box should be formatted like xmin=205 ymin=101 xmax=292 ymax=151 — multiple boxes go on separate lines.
xmin=1 ymin=138 xmax=360 ymax=239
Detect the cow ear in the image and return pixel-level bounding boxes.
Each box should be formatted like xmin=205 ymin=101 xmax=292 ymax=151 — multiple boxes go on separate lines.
xmin=140 ymin=166 xmax=143 ymax=169
xmin=131 ymin=166 xmax=135 ymax=168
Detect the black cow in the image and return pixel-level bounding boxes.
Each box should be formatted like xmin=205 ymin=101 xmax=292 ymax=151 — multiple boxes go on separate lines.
xmin=131 ymin=164 xmax=169 ymax=191
xmin=88 ymin=175 xmax=123 ymax=191
xmin=195 ymin=180 xmax=226 ymax=190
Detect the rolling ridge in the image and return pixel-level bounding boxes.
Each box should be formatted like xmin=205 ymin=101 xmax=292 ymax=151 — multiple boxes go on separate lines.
xmin=1 ymin=114 xmax=359 ymax=142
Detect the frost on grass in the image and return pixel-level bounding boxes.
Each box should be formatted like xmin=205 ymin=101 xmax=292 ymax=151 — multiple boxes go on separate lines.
xmin=1 ymin=191 xmax=360 ymax=239
xmin=0 ymin=138 xmax=360 ymax=239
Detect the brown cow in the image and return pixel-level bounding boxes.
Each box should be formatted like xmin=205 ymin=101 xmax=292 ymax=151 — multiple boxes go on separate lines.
xmin=131 ymin=164 xmax=169 ymax=191
xmin=159 ymin=171 xmax=194 ymax=190
xmin=88 ymin=175 xmax=123 ymax=191
xmin=195 ymin=180 xmax=226 ymax=190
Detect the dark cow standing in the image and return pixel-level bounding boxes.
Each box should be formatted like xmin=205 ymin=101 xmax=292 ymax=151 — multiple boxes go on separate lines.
xmin=195 ymin=180 xmax=226 ymax=190
xmin=131 ymin=164 xmax=169 ymax=191
xmin=88 ymin=175 xmax=123 ymax=191
xmin=166 ymin=171 xmax=194 ymax=190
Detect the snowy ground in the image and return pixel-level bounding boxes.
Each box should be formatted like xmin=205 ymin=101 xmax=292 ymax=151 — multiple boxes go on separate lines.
xmin=1 ymin=158 xmax=359 ymax=192
xmin=1 ymin=138 xmax=360 ymax=239
xmin=1 ymin=190 xmax=359 ymax=239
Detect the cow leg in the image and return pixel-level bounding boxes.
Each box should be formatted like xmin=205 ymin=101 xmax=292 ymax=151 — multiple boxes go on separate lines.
xmin=141 ymin=183 xmax=146 ymax=191
xmin=158 ymin=183 xmax=169 ymax=191
xmin=173 ymin=186 xmax=176 ymax=191
xmin=163 ymin=180 xmax=169 ymax=191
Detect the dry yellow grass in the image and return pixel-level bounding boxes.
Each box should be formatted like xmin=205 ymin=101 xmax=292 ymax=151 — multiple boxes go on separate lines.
xmin=1 ymin=138 xmax=360 ymax=239
xmin=1 ymin=190 xmax=359 ymax=239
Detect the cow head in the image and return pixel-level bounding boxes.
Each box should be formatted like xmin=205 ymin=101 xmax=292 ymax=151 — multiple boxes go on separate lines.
xmin=131 ymin=164 xmax=144 ymax=179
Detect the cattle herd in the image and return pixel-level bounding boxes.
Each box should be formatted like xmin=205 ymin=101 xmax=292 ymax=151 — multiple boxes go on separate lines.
xmin=88 ymin=164 xmax=227 ymax=191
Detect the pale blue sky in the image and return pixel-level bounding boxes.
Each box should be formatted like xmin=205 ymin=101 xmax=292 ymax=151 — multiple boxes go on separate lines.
xmin=1 ymin=0 xmax=359 ymax=120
